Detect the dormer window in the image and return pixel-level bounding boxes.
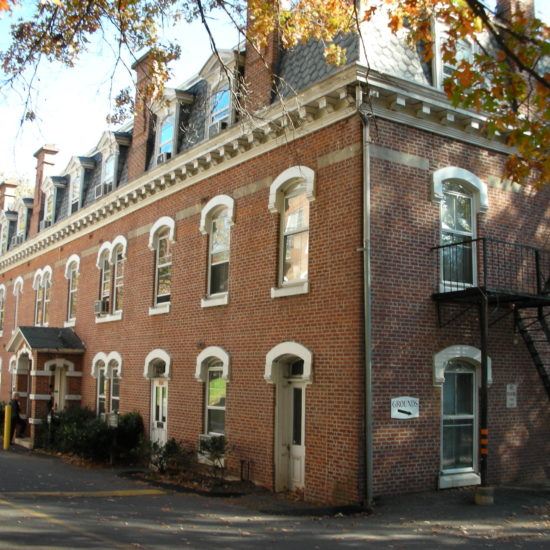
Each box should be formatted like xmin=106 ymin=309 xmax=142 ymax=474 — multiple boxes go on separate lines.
xmin=157 ymin=116 xmax=174 ymax=165
xmin=0 ymin=216 xmax=8 ymax=255
xmin=101 ymin=154 xmax=116 ymax=197
xmin=208 ymin=87 xmax=230 ymax=138
xmin=69 ymin=172 xmax=82 ymax=213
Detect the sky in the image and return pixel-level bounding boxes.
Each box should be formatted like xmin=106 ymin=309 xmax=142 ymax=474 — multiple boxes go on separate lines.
xmin=0 ymin=1 xmax=548 ymax=185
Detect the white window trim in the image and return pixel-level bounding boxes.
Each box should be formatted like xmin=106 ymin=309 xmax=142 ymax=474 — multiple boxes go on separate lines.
xmin=271 ymin=281 xmax=309 ymax=299
xmin=95 ymin=311 xmax=122 ymax=324
xmin=149 ymin=217 xmax=175 ymax=308
xmin=201 ymin=293 xmax=229 ymax=308
xmin=143 ymin=348 xmax=171 ymax=379
xmin=432 ymin=167 xmax=488 ymax=214
xmin=199 ymin=195 xmax=235 ymax=235
xmin=149 ymin=302 xmax=171 ymax=316
xmin=204 ymin=364 xmax=226 ymax=436
xmin=33 ymin=266 xmax=52 ymax=327
xmin=264 ymin=341 xmax=313 ymax=384
xmin=433 ymin=345 xmax=492 ymax=387
xmin=68 ymin=169 xmax=84 ymax=215
xmin=91 ymin=351 xmax=122 ymax=379
xmin=195 ymin=346 xmax=230 ymax=382
xmin=101 ymin=153 xmax=118 ymax=193
xmin=0 ymin=284 xmax=5 ymax=336
xmin=64 ymin=254 xmax=80 ymax=323
xmin=148 ymin=217 xmax=176 ymax=250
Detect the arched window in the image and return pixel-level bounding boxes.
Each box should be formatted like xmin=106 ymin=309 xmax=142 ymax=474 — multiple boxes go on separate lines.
xmin=148 ymin=217 xmax=176 ymax=312
xmin=433 ymin=167 xmax=488 ymax=292
xmin=92 ymin=352 xmax=122 ymax=415
xmin=269 ymin=166 xmax=315 ymax=298
xmin=200 ymin=196 xmax=234 ymax=307
xmin=13 ymin=276 xmax=23 ymax=330
xmin=0 ymin=284 xmax=5 ymax=335
xmin=33 ymin=266 xmax=52 ymax=327
xmin=95 ymin=236 xmax=127 ymax=321
xmin=196 ymin=347 xmax=230 ymax=436
xmin=64 ymin=255 xmax=80 ymax=324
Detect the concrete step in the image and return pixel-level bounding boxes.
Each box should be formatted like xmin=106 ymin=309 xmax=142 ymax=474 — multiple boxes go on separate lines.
xmin=13 ymin=437 xmax=33 ymax=450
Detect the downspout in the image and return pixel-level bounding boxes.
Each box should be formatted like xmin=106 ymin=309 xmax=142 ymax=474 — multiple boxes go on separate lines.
xmin=359 ymin=104 xmax=373 ymax=508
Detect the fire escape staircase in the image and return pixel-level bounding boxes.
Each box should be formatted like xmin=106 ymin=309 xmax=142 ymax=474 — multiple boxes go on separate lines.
xmin=432 ymin=238 xmax=550 ymax=400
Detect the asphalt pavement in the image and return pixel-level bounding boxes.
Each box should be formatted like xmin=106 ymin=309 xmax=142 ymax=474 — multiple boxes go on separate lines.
xmin=0 ymin=447 xmax=548 ymax=549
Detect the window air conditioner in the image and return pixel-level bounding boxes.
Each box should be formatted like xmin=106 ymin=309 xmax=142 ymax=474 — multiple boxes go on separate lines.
xmin=208 ymin=120 xmax=229 ymax=139
xmin=198 ymin=433 xmax=225 ymax=454
xmin=94 ymin=298 xmax=110 ymax=315
xmin=103 ymin=182 xmax=113 ymax=195
xmin=156 ymin=151 xmax=172 ymax=165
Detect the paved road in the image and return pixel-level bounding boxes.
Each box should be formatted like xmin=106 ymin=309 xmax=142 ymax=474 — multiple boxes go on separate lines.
xmin=0 ymin=448 xmax=548 ymax=549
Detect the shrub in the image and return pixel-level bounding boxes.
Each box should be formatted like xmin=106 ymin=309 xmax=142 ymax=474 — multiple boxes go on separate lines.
xmin=149 ymin=438 xmax=192 ymax=475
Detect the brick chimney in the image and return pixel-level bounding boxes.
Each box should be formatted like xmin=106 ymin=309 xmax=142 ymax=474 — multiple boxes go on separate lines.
xmin=29 ymin=144 xmax=58 ymax=238
xmin=244 ymin=1 xmax=280 ymax=113
xmin=0 ymin=180 xmax=18 ymax=211
xmin=127 ymin=51 xmax=156 ymax=182
xmin=496 ymin=0 xmax=534 ymax=20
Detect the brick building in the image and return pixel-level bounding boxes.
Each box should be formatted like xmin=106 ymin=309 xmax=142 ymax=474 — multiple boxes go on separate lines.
xmin=0 ymin=3 xmax=548 ymax=504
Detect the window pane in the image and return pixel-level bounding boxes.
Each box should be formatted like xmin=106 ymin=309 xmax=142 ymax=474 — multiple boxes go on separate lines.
xmin=98 ymin=397 xmax=106 ymax=415
xmin=208 ymin=371 xmax=226 ymax=407
xmin=111 ymin=376 xmax=120 ymax=398
xmin=104 ymin=156 xmax=115 ymax=182
xmin=157 ymin=265 xmax=172 ymax=297
xmin=111 ymin=398 xmax=119 ymax=413
xmin=283 ymin=231 xmax=309 ymax=282
xmin=292 ymin=387 xmax=302 ymax=445
xmin=456 ymin=372 xmax=473 ymax=415
xmin=207 ymin=409 xmax=225 ymax=434
xmin=211 ymin=214 xmax=230 ymax=257
xmin=284 ymin=193 xmax=309 ymax=233
xmin=210 ymin=262 xmax=228 ymax=294
xmin=160 ymin=118 xmax=174 ymax=153
xmin=211 ymin=89 xmax=230 ymax=122
xmin=443 ymin=372 xmax=456 ymax=415
xmin=455 ymin=195 xmax=472 ymax=233
xmin=442 ymin=419 xmax=474 ymax=470
xmin=441 ymin=194 xmax=455 ymax=232
xmin=441 ymin=234 xmax=473 ymax=285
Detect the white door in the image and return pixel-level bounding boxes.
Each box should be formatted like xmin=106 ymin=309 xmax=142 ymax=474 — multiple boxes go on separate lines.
xmin=151 ymin=379 xmax=168 ymax=446
xmin=54 ymin=367 xmax=67 ymax=411
xmin=276 ymin=381 xmax=305 ymax=491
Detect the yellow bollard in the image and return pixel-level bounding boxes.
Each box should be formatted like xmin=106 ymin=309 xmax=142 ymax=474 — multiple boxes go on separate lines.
xmin=3 ymin=404 xmax=11 ymax=450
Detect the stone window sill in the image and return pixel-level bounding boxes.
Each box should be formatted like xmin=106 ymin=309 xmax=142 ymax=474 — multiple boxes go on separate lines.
xmin=271 ymin=281 xmax=309 ymax=299
xmin=201 ymin=293 xmax=229 ymax=308
xmin=64 ymin=319 xmax=76 ymax=328
xmin=149 ymin=302 xmax=171 ymax=316
xmin=439 ymin=471 xmax=481 ymax=489
xmin=95 ymin=311 xmax=122 ymax=324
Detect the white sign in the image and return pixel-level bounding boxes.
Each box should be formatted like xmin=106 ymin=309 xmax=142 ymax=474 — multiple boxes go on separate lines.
xmin=506 ymin=384 xmax=517 ymax=408
xmin=391 ymin=396 xmax=419 ymax=419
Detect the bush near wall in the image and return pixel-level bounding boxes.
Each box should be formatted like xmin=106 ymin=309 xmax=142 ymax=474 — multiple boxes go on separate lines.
xmin=40 ymin=407 xmax=144 ymax=462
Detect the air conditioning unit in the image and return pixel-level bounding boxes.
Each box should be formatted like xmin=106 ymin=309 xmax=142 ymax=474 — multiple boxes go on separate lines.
xmin=156 ymin=151 xmax=172 ymax=165
xmin=94 ymin=298 xmax=110 ymax=315
xmin=39 ymin=220 xmax=51 ymax=231
xmin=208 ymin=120 xmax=229 ymax=139
xmin=103 ymin=182 xmax=113 ymax=195
xmin=11 ymin=234 xmax=24 ymax=247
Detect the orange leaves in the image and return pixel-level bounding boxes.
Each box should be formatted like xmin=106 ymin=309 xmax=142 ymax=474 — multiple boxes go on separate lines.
xmin=0 ymin=0 xmax=13 ymax=12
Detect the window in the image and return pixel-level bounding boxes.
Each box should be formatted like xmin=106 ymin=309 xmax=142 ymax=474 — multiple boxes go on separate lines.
xmin=113 ymin=245 xmax=124 ymax=313
xmin=0 ymin=285 xmax=5 ymax=335
xmin=13 ymin=276 xmax=23 ymax=330
xmin=33 ymin=267 xmax=52 ymax=327
xmin=208 ymin=209 xmax=230 ymax=296
xmin=206 ymin=365 xmax=226 ymax=435
xmin=269 ymin=166 xmax=315 ymax=298
xmin=102 ymin=155 xmax=116 ymax=195
xmin=70 ymin=172 xmax=81 ymax=213
xmin=442 ymin=360 xmax=476 ymax=473
xmin=199 ymin=196 xmax=234 ymax=307
xmin=440 ymin=181 xmax=475 ymax=289
xmin=95 ymin=237 xmax=127 ymax=321
xmin=64 ymin=255 xmax=80 ymax=324
xmin=211 ymin=88 xmax=230 ymax=123
xmin=92 ymin=352 xmax=122 ymax=415
xmin=157 ymin=116 xmax=174 ymax=163
xmin=155 ymin=229 xmax=172 ymax=303
xmin=0 ymin=218 xmax=8 ymax=254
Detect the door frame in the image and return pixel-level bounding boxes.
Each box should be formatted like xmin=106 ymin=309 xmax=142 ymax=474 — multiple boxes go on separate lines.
xmin=150 ymin=377 xmax=168 ymax=446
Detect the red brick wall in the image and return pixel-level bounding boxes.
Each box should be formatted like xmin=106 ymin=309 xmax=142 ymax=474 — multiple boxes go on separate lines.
xmin=369 ymin=118 xmax=550 ymax=496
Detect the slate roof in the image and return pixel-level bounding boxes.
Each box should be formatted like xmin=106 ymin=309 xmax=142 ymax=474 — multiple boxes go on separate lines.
xmin=9 ymin=326 xmax=85 ymax=353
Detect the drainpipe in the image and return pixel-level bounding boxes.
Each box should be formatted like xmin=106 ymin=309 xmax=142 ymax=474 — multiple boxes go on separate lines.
xmin=359 ymin=103 xmax=374 ymax=508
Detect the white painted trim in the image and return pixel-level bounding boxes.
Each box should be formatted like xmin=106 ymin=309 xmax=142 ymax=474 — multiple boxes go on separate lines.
xmin=64 ymin=254 xmax=80 ymax=278
xmin=29 ymin=394 xmax=51 ymax=400
xmin=148 ymin=216 xmax=176 ymax=250
xmin=268 ymin=166 xmax=315 ymax=213
xmin=201 ymin=293 xmax=228 ymax=308
xmin=95 ymin=311 xmax=123 ymax=324
xmin=32 ymin=265 xmax=52 ymax=290
xmin=13 ymin=276 xmax=23 ymax=295
xmin=96 ymin=241 xmax=112 ymax=268
xmin=17 ymin=392 xmax=28 ymax=397
xmin=65 ymin=394 xmax=82 ymax=401
xmin=65 ymin=371 xmax=82 ymax=378
xmin=110 ymin=235 xmax=128 ymax=263
xmin=106 ymin=351 xmax=123 ymax=377
xmin=149 ymin=302 xmax=171 ymax=316
xmin=195 ymin=346 xmax=230 ymax=382
xmin=432 ymin=167 xmax=489 ymax=213
xmin=64 ymin=319 xmax=76 ymax=328
xmin=439 ymin=472 xmax=481 ymax=489
xmin=91 ymin=352 xmax=108 ymax=378
xmin=44 ymin=358 xmax=75 ymax=373
xmin=433 ymin=345 xmax=492 ymax=387
xmin=265 ymin=342 xmax=313 ymax=384
xmin=143 ymin=348 xmax=171 ymax=379
xmin=271 ymin=281 xmax=309 ymax=299
xmin=199 ymin=195 xmax=235 ymax=235
xmin=28 ymin=418 xmax=43 ymax=425
xmin=30 ymin=370 xmax=51 ymax=377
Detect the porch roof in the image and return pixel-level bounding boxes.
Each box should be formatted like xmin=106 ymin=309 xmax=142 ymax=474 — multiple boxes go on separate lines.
xmin=7 ymin=326 xmax=86 ymax=354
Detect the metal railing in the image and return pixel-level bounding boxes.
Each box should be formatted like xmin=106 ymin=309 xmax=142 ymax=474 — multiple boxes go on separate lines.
xmin=433 ymin=237 xmax=550 ymax=295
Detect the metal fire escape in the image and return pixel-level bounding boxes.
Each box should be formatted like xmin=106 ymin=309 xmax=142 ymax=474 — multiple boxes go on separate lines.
xmin=432 ymin=237 xmax=550 ymax=485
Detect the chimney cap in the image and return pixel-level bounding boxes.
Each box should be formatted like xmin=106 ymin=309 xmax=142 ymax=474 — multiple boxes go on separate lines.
xmin=33 ymin=144 xmax=59 ymax=159
xmin=131 ymin=49 xmax=153 ymax=71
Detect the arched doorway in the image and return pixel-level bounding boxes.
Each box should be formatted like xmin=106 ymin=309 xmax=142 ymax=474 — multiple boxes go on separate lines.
xmin=144 ymin=349 xmax=171 ymax=446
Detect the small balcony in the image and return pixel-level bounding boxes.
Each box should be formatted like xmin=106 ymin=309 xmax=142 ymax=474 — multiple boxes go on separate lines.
xmin=432 ymin=237 xmax=550 ymax=307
